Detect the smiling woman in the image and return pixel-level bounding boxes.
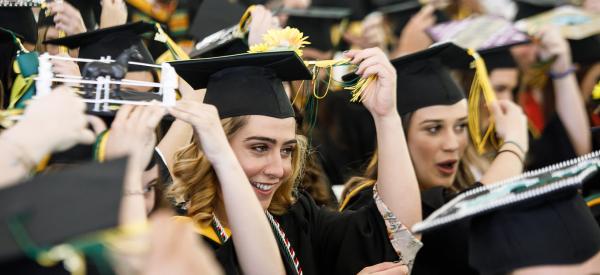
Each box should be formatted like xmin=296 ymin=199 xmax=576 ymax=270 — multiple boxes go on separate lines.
xmin=167 ymin=48 xmax=423 ymax=275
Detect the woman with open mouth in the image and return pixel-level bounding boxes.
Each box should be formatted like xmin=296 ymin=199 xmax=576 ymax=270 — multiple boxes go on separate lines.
xmin=340 ymin=42 xmax=529 ymax=275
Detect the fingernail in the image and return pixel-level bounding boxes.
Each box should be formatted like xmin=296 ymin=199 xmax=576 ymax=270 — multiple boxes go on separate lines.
xmin=343 ymin=50 xmax=349 ymax=54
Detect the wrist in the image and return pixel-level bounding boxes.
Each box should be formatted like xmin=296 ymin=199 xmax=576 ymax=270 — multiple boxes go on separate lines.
xmin=3 ymin=123 xmax=51 ymax=163
xmin=549 ymin=65 xmax=576 ymax=80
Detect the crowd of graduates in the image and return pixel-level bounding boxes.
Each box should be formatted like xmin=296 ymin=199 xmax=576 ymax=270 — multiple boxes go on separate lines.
xmin=2 ymin=0 xmax=600 ymax=274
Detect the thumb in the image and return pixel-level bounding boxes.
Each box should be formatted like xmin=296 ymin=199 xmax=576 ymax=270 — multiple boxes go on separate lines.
xmin=78 ymin=128 xmax=96 ymax=145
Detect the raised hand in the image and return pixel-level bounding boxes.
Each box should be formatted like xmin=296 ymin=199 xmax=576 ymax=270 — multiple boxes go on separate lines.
xmin=490 ymin=100 xmax=528 ymax=153
xmin=393 ymin=4 xmax=435 ymax=58
xmin=248 ymin=5 xmax=281 ymax=47
xmin=105 ymin=104 xmax=166 ymax=173
xmin=167 ymin=100 xmax=231 ymax=165
xmin=344 ymin=47 xmax=398 ymax=119
xmin=100 ymin=0 xmax=128 ymax=29
xmin=46 ymin=1 xmax=87 ymax=36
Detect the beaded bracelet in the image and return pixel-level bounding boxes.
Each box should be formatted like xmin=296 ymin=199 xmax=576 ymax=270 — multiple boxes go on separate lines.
xmin=548 ymin=65 xmax=576 ymax=80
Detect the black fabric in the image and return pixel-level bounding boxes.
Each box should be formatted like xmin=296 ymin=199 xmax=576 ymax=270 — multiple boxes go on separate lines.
xmin=44 ymin=22 xmax=156 ymax=72
xmin=469 ymin=192 xmax=600 ymax=275
xmin=342 ymin=184 xmax=481 ymax=275
xmin=284 ymin=7 xmax=351 ymax=52
xmin=0 ymin=159 xmax=126 ymax=261
xmin=0 ymin=7 xmax=37 ymax=43
xmin=169 ymin=51 xmax=313 ymax=90
xmin=391 ymin=43 xmax=469 ymax=115
xmin=313 ymin=91 xmax=376 ymax=186
xmin=205 ymin=66 xmax=295 ymax=119
xmin=376 ymin=0 xmax=449 ymax=36
xmin=204 ymin=191 xmax=398 ymax=274
xmin=483 ymin=47 xmax=518 ymax=72
xmin=525 ymin=114 xmax=578 ymax=171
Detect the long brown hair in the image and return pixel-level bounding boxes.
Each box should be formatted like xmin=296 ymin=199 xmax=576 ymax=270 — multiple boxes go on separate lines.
xmin=342 ymin=112 xmax=479 ymax=201
xmin=168 ymin=116 xmax=308 ymax=225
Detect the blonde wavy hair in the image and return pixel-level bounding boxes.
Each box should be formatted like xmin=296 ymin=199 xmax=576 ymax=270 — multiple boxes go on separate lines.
xmin=168 ymin=116 xmax=307 ymax=225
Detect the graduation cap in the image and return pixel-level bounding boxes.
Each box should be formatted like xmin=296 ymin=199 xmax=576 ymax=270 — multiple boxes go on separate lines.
xmin=515 ymin=3 xmax=600 ymax=65
xmin=0 ymin=158 xmax=127 ymax=262
xmin=391 ymin=42 xmax=500 ymax=153
xmin=170 ymin=51 xmax=313 ymax=119
xmin=0 ymin=6 xmax=37 ymax=44
xmin=44 ymin=22 xmax=156 ymax=72
xmin=284 ymin=6 xmax=352 ymax=52
xmin=469 ymin=192 xmax=600 ymax=274
xmin=37 ymin=0 xmax=101 ymax=31
xmin=390 ymin=42 xmax=469 ymax=115
xmin=376 ymin=0 xmax=450 ymax=36
xmin=412 ymin=151 xmax=600 ymax=233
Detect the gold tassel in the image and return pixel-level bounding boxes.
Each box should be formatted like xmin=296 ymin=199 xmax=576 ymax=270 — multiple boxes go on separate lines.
xmin=467 ymin=49 xmax=498 ymax=154
xmin=154 ymin=23 xmax=189 ymax=61
xmin=304 ymin=59 xmax=377 ymax=103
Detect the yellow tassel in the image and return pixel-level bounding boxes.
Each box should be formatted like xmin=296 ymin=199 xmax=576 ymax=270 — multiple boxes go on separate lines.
xmin=467 ymin=48 xmax=498 ymax=154
xmin=125 ymin=0 xmax=171 ymax=22
xmin=154 ymin=23 xmax=189 ymax=61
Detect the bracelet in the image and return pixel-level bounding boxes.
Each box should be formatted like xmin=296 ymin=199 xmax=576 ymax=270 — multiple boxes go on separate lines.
xmin=548 ymin=65 xmax=576 ymax=79
xmin=501 ymin=140 xmax=526 ymax=155
xmin=498 ymin=149 xmax=524 ymax=165
xmin=123 ymin=189 xmax=145 ymax=196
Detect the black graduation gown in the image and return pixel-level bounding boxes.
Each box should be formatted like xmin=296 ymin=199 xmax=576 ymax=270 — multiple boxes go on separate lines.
xmin=204 ymin=191 xmax=399 ymax=275
xmin=526 ymin=114 xmax=578 ymax=171
xmin=342 ymin=184 xmax=480 ymax=275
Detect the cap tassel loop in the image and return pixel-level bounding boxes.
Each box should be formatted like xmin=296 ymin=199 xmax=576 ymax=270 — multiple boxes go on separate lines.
xmin=467 ymin=48 xmax=498 ymax=154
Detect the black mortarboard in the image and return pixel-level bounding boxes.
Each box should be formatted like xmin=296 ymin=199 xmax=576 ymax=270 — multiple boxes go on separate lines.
xmin=0 ymin=6 xmax=37 ymax=43
xmin=37 ymin=0 xmax=101 ymax=31
xmin=44 ymin=22 xmax=156 ymax=71
xmin=284 ymin=6 xmax=351 ymax=52
xmin=376 ymin=0 xmax=450 ymax=36
xmin=481 ymin=48 xmax=518 ymax=72
xmin=170 ymin=51 xmax=313 ymax=118
xmin=188 ymin=0 xmax=247 ymax=42
xmin=469 ymin=192 xmax=600 ymax=274
xmin=513 ymin=0 xmax=566 ymax=21
xmin=0 ymin=158 xmax=127 ymax=262
xmin=391 ymin=42 xmax=468 ymax=115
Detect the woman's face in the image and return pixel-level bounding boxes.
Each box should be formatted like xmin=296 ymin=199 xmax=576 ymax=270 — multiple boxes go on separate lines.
xmin=228 ymin=115 xmax=297 ymax=210
xmin=407 ymin=99 xmax=469 ymax=190
xmin=142 ymin=165 xmax=158 ymax=214
xmin=490 ymin=68 xmax=518 ymax=101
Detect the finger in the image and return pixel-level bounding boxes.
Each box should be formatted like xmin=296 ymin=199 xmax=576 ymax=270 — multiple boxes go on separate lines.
xmin=489 ymin=101 xmax=503 ymax=117
xmin=355 ymin=57 xmax=381 ymax=75
xmin=112 ymin=104 xmax=134 ymax=128
xmin=349 ymin=48 xmax=379 ymax=64
xmin=416 ymin=4 xmax=435 ymax=19
xmin=167 ymin=107 xmax=196 ymax=125
xmin=86 ymin=115 xmax=107 ymax=134
xmin=343 ymin=49 xmax=361 ymax=59
xmin=127 ymin=105 xmax=145 ymax=126
xmin=146 ymin=106 xmax=167 ymax=129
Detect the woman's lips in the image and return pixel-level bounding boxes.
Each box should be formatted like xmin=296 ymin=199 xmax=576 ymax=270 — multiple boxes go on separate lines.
xmin=436 ymin=160 xmax=458 ymax=176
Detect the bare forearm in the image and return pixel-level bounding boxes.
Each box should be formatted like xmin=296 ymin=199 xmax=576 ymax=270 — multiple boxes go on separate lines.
xmin=118 ymin=168 xmax=147 ymax=225
xmin=373 ymin=114 xmax=422 ymax=230
xmin=157 ymin=119 xmax=194 ymax=171
xmin=480 ymin=144 xmax=524 ymax=184
xmin=553 ymin=74 xmax=591 ymax=155
xmin=213 ymin=151 xmax=285 ymax=275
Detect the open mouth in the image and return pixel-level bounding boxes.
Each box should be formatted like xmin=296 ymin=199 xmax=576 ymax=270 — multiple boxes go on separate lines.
xmin=250 ymin=182 xmax=276 ymax=192
xmin=436 ymin=160 xmax=458 ymax=175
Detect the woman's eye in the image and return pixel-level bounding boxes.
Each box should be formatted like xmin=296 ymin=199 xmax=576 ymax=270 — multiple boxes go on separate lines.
xmin=281 ymin=147 xmax=294 ymax=157
xmin=252 ymin=145 xmax=268 ymax=153
xmin=426 ymin=126 xmax=441 ymax=134
xmin=455 ymin=123 xmax=468 ymax=132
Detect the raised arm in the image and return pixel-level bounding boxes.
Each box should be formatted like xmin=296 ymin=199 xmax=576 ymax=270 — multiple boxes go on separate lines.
xmin=540 ymin=27 xmax=591 ymax=156
xmin=168 ymin=100 xmax=285 ymax=275
xmin=480 ymin=100 xmax=529 ymax=184
xmin=344 ymin=48 xmax=422 ymax=231
xmin=0 ymin=87 xmax=94 ymax=189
